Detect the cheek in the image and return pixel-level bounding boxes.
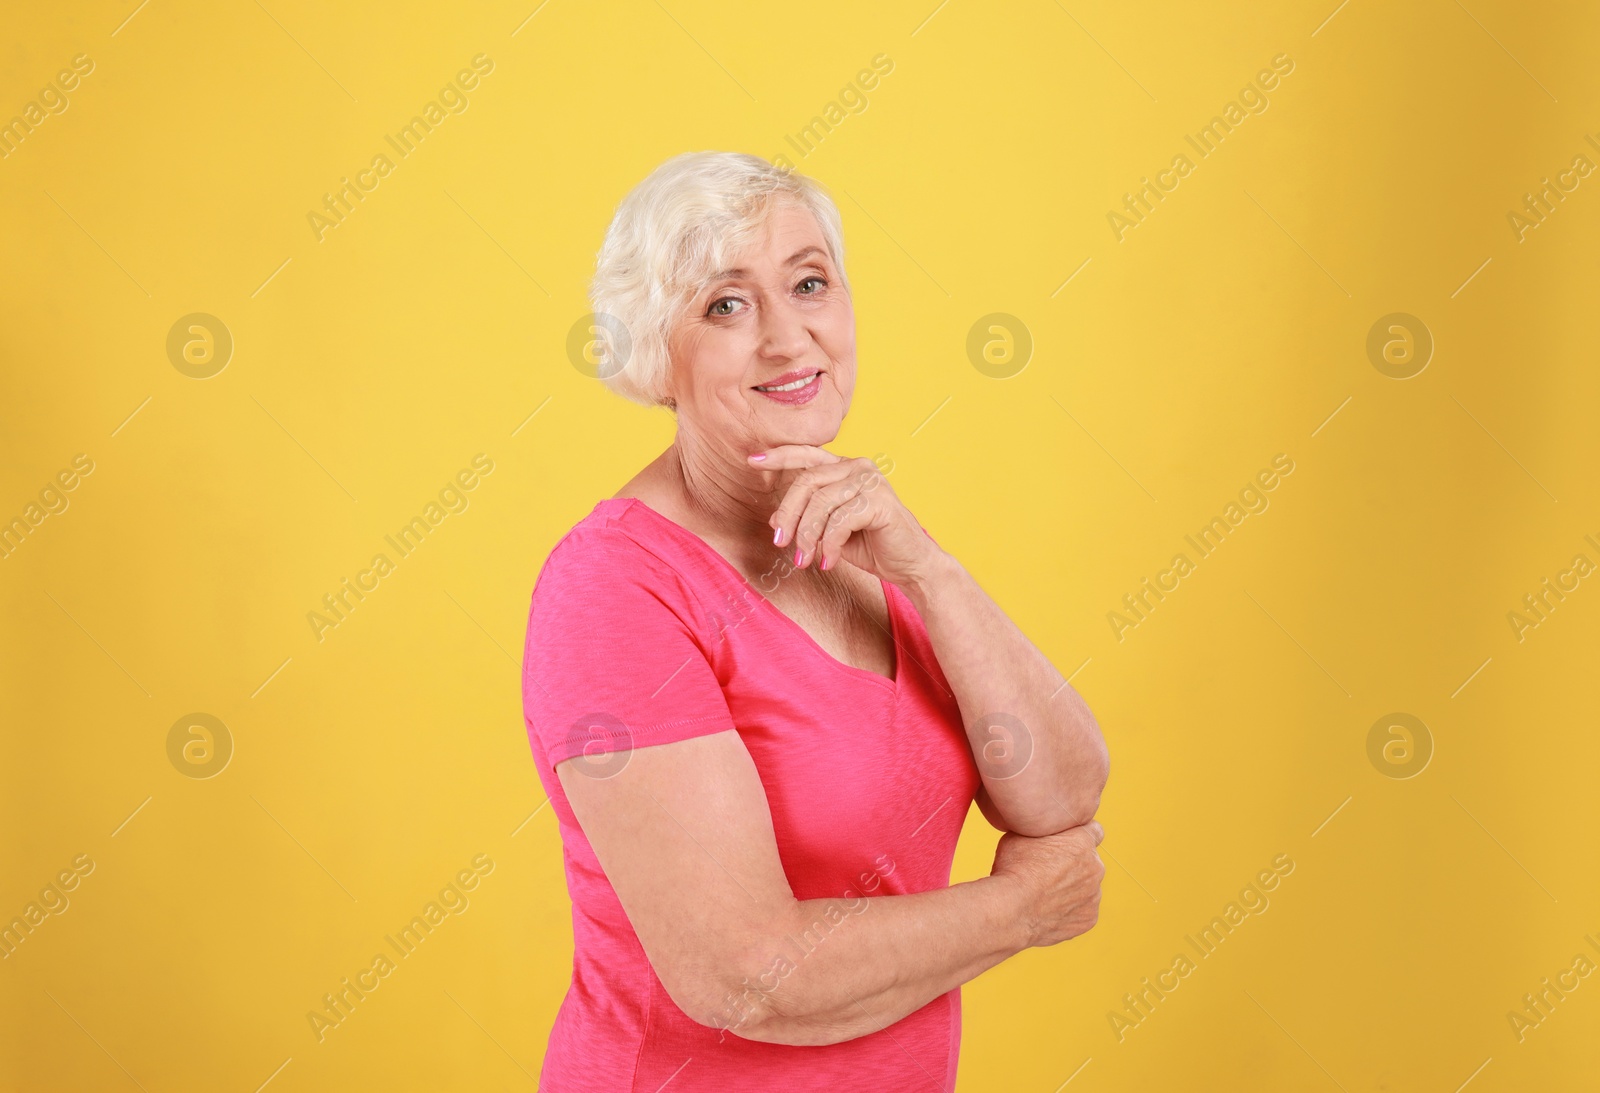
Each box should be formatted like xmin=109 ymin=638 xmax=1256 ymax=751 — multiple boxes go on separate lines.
xmin=832 ymin=360 xmax=857 ymax=401
xmin=820 ymin=302 xmax=857 ymax=379
xmin=671 ymin=327 xmax=730 ymax=394
xmin=827 ymin=297 xmax=855 ymax=345
xmin=698 ymin=334 xmax=756 ymax=392
xmin=677 ymin=332 xmax=755 ymax=414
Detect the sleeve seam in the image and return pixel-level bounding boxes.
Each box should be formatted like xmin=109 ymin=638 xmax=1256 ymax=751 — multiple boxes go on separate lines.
xmin=545 ymin=714 xmax=737 ymax=769
xmin=633 ymin=712 xmax=736 ymax=736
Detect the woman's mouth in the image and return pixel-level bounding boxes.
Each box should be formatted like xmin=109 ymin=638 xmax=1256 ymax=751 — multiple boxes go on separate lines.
xmin=752 ymin=370 xmax=822 ymax=404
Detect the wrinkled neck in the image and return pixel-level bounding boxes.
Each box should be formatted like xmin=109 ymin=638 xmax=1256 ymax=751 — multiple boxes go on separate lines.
xmin=668 ymin=421 xmax=781 ymax=545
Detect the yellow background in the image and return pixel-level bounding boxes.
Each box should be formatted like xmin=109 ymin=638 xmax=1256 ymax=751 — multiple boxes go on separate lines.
xmin=3 ymin=0 xmax=1597 ymax=1089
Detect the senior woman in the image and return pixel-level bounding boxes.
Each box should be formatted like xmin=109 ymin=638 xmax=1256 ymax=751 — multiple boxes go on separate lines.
xmin=521 ymin=151 xmax=1110 ymax=1091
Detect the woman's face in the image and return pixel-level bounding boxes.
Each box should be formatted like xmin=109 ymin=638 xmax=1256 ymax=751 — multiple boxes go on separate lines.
xmin=665 ymin=198 xmax=855 ymax=454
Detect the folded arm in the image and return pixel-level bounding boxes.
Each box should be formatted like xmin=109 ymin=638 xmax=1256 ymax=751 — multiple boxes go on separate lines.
xmin=556 ymin=730 xmax=1033 ymax=1047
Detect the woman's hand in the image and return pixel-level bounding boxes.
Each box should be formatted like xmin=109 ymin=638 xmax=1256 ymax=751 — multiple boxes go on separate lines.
xmin=748 ymin=444 xmax=944 ymax=588
xmin=989 ymin=821 xmax=1106 ymax=948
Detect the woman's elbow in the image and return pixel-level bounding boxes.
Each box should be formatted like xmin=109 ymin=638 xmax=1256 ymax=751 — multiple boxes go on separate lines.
xmin=656 ymin=954 xmax=780 ymax=1043
xmin=677 ymin=980 xmax=848 ymax=1047
xmin=1044 ymin=738 xmax=1109 ymax=834
xmin=718 ymin=1000 xmax=861 ymax=1047
xmin=672 ymin=935 xmax=859 ymax=1047
xmin=1088 ymin=733 xmax=1110 ymax=797
xmin=651 ymin=942 xmax=790 ymax=1043
xmin=1075 ymin=708 xmax=1110 ymax=795
xmin=1074 ymin=738 xmax=1111 ymax=820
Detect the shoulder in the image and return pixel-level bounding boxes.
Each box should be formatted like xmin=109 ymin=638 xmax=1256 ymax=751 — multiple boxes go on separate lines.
xmin=537 ymin=501 xmax=651 ymax=580
xmin=523 ymin=502 xmax=737 ymax=678
xmin=540 ymin=500 xmax=637 ymax=563
xmin=531 ymin=500 xmax=703 ymax=615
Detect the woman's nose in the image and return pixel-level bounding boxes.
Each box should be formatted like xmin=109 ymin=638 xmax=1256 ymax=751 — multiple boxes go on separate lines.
xmin=756 ymin=298 xmax=811 ymax=359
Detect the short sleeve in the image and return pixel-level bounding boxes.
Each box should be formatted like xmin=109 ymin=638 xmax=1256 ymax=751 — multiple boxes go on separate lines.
xmin=521 ymin=527 xmax=738 ymax=775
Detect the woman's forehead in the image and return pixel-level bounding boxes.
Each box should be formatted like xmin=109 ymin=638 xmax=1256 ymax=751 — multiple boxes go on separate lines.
xmin=714 ymin=204 xmax=829 ymax=274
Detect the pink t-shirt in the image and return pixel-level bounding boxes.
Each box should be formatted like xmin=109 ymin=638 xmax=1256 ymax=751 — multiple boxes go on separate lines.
xmin=521 ymin=497 xmax=980 ymax=1092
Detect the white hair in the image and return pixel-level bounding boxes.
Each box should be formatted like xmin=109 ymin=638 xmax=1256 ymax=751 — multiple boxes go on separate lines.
xmin=587 ymin=151 xmax=850 ymax=409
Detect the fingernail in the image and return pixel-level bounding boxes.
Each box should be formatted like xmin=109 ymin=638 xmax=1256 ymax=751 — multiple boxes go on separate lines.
xmin=772 ymin=526 xmax=782 ymax=545
xmin=820 ymin=555 xmax=829 ymax=571
xmin=794 ymin=548 xmax=803 ymax=566
xmin=748 ymin=453 xmax=767 ymax=462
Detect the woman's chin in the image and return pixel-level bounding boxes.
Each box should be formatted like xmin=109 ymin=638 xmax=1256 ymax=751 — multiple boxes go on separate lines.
xmin=762 ymin=417 xmax=843 ymax=449
xmin=754 ymin=393 xmax=846 ymax=429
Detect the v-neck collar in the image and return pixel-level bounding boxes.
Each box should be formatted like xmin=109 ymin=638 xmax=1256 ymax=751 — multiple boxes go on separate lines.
xmin=598 ymin=497 xmax=901 ymax=692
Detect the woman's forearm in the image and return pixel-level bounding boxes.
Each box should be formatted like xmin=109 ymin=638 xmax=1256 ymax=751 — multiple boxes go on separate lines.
xmin=725 ymin=874 xmax=1029 ymax=1047
xmin=902 ymin=549 xmax=1109 ymax=836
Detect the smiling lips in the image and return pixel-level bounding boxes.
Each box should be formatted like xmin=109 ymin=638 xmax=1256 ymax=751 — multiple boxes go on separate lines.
xmin=752 ymin=369 xmax=823 ymax=405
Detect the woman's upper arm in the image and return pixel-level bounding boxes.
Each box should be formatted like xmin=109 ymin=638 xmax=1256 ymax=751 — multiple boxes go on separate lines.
xmin=556 ymin=728 xmax=796 ymax=1031
xmin=523 ymin=529 xmax=796 ymax=1031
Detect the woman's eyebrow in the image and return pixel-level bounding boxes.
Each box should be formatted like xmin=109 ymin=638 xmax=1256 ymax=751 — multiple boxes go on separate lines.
xmin=710 ymin=246 xmax=826 ymax=280
xmin=784 ymin=245 xmax=825 ymax=266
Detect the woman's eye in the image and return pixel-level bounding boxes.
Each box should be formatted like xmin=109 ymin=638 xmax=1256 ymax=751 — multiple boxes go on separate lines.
xmin=797 ymin=276 xmax=826 ymax=294
xmin=709 ymin=297 xmax=743 ymax=316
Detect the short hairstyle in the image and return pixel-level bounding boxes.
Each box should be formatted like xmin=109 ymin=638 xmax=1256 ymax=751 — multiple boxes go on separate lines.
xmin=588 ymin=151 xmax=850 ymax=409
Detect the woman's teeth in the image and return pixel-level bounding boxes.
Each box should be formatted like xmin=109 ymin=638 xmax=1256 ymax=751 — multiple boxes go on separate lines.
xmin=755 ymin=372 xmax=819 ymax=392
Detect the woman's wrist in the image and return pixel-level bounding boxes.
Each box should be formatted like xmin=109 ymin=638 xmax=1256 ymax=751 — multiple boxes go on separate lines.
xmin=972 ymin=871 xmax=1039 ymax=956
xmin=900 ymin=546 xmax=961 ymax=613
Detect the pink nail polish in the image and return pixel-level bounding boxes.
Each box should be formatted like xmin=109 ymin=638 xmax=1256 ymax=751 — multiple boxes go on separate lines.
xmin=773 ymin=526 xmax=782 ymax=545
xmin=820 ymin=555 xmax=829 ymax=571
xmin=794 ymin=548 xmax=802 ymax=566
xmin=749 ymin=453 xmax=767 ymax=462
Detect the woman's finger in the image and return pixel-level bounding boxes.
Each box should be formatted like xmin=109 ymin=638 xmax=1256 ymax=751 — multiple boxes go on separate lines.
xmin=792 ymin=466 xmax=879 ymax=567
xmin=815 ymin=488 xmax=879 ymax=571
xmin=769 ymin=461 xmax=860 ymax=550
xmin=748 ymin=444 xmax=843 ymax=470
